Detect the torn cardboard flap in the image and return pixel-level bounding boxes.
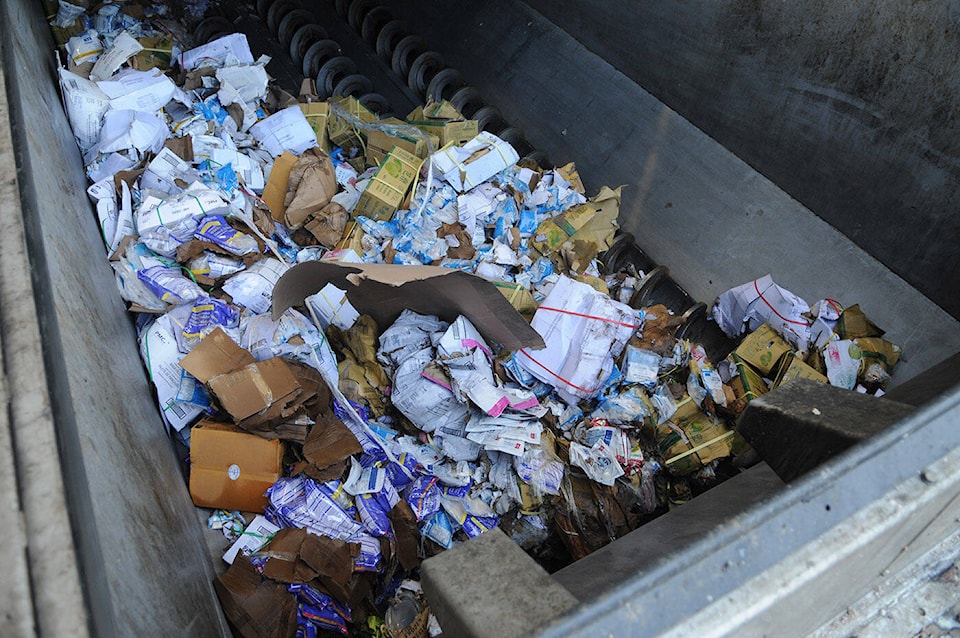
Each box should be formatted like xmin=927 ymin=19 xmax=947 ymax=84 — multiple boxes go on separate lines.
xmin=180 ymin=327 xmax=255 ymax=383
xmin=302 ymin=412 xmax=363 ymax=470
xmin=272 ymin=261 xmax=545 ymax=351
xmin=209 ymin=358 xmax=301 ymax=423
xmin=214 ymin=556 xmax=298 ymax=638
xmin=263 ymin=151 xmax=298 ymax=222
xmin=190 ymin=419 xmax=283 ymax=513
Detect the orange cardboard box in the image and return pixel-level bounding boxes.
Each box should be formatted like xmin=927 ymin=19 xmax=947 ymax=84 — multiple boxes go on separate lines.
xmin=189 ymin=419 xmax=283 ymax=512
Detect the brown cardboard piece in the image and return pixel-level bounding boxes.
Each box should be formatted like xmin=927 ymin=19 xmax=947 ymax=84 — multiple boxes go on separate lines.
xmin=326 ymin=315 xmax=391 ymax=416
xmin=532 ymin=186 xmax=621 ymax=273
xmin=283 ymin=148 xmax=338 ymax=229
xmin=214 ymin=557 xmax=298 ymax=638
xmin=388 ymin=501 xmax=422 ymax=570
xmin=209 ymin=358 xmax=301 ymax=423
xmin=263 ymin=151 xmax=298 ymax=222
xmin=303 ymin=202 xmax=349 ymax=248
xmin=180 ymin=327 xmax=255 ymax=382
xmin=189 ymin=419 xmax=283 ymax=512
xmin=302 ymin=412 xmax=363 ymax=470
xmin=180 ymin=328 xmax=322 ymax=433
xmin=260 ymin=527 xmax=358 ymax=592
xmin=272 ymin=262 xmax=545 ymax=351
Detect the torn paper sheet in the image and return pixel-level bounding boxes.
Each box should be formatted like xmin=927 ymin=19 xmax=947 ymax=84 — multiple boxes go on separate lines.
xmin=518 ymin=275 xmax=638 ymax=402
xmin=89 ymin=108 xmax=168 ymax=160
xmin=305 ymin=283 xmax=360 ymax=331
xmin=89 ymin=31 xmax=143 ymax=81
xmin=97 ymin=68 xmax=176 ymax=112
xmin=217 ymin=64 xmax=270 ymax=105
xmin=430 ymin=131 xmax=519 ymax=191
xmin=712 ymin=275 xmax=812 ymax=352
xmin=250 ymin=106 xmax=318 ymax=157
xmin=181 ymin=33 xmax=255 ymax=70
xmin=58 ymin=68 xmax=111 ymax=151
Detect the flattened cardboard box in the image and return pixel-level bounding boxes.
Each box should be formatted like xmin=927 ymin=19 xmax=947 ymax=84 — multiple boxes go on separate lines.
xmin=272 ymin=261 xmax=545 ymax=352
xmin=190 ymin=419 xmax=283 ymax=512
xmin=365 ymin=119 xmax=438 ymax=165
xmin=180 ymin=327 xmax=302 ymax=426
xmin=353 ymin=146 xmax=423 ymax=221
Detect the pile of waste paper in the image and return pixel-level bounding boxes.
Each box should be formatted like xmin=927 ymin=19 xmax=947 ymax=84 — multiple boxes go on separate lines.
xmin=48 ymin=3 xmax=903 ymax=636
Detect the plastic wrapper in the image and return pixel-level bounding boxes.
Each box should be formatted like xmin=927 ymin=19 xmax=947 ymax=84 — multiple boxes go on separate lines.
xmin=355 ymin=492 xmax=393 ymax=538
xmin=353 ymin=534 xmax=382 ymax=572
xmin=195 ymin=215 xmax=259 ymax=255
xmin=513 ymin=447 xmax=564 ymax=496
xmin=461 ymin=514 xmax=499 ymax=539
xmin=267 ymin=477 xmax=364 ymax=542
xmin=405 ymin=476 xmax=442 ymax=521
xmin=421 ymin=510 xmax=455 ymax=548
xmin=568 ymin=439 xmax=625 ymax=487
xmin=391 ymin=347 xmax=470 ymax=434
xmin=182 ymin=296 xmax=239 ymax=348
xmin=622 ymin=346 xmax=660 ymax=388
xmin=591 ymin=386 xmax=653 ymax=425
xmin=136 ymin=265 xmax=203 ymax=305
xmin=222 ymin=257 xmax=286 ymax=314
xmin=188 ymin=251 xmax=245 ymax=279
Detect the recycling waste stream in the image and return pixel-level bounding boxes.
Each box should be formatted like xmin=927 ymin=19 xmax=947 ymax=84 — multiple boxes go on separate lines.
xmin=14 ymin=0 xmax=952 ymax=636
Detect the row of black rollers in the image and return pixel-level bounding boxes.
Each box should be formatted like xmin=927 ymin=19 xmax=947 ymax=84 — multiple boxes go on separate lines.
xmin=193 ymin=0 xmax=736 ymax=360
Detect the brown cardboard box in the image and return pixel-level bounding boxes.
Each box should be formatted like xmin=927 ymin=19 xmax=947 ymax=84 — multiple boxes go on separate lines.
xmin=327 ymin=96 xmax=376 ymax=149
xmin=772 ymin=351 xmax=828 ymax=388
xmin=659 ymin=396 xmax=735 ymax=475
xmin=490 ymin=280 xmax=538 ymax=319
xmin=353 ymin=146 xmax=423 ymax=221
xmin=132 ymin=35 xmax=175 ymax=71
xmin=734 ymin=323 xmax=793 ymax=375
xmin=728 ymin=354 xmax=769 ymax=401
xmin=299 ymin=102 xmax=330 ymax=153
xmin=365 ymin=119 xmax=438 ymax=164
xmin=408 ymin=118 xmax=479 ymax=147
xmin=189 ymin=420 xmax=283 ymax=512
xmin=406 ymin=101 xmax=479 ymax=147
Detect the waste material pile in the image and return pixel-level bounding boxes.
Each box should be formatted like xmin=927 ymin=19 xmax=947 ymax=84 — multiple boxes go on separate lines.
xmin=47 ymin=2 xmax=903 ymax=636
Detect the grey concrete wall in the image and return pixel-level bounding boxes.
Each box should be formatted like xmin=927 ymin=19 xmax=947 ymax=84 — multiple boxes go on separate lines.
xmin=1 ymin=0 xmax=229 ymax=634
xmin=525 ymin=0 xmax=960 ymax=319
